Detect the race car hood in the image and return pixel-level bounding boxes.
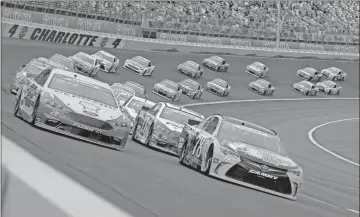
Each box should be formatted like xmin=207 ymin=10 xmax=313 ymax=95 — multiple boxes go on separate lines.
xmin=37 ymin=57 xmax=69 ymax=70
xmin=157 ymin=118 xmax=184 ymax=133
xmin=49 ymin=90 xmax=121 ymax=121
xmin=127 ymin=60 xmax=145 ymax=68
xmin=223 ymin=141 xmax=298 ymax=169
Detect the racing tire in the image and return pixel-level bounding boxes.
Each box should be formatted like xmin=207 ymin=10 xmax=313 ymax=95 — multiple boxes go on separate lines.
xmin=14 ymin=91 xmax=22 ymax=117
xmin=197 ymin=92 xmax=202 ymax=99
xmin=336 ymin=90 xmax=340 ymax=95
xmin=326 ymin=90 xmax=331 ymax=95
xmin=216 ymin=66 xmax=220 ymax=72
xmin=179 ymin=139 xmax=188 ymax=166
xmin=29 ymin=97 xmax=40 ymax=125
xmin=313 ymin=91 xmax=317 ymax=96
xmin=332 ymin=77 xmax=336 ymax=81
xmin=262 ymin=90 xmax=266 ymax=96
xmin=202 ymin=145 xmax=213 ymax=175
xmin=131 ymin=121 xmax=140 ymax=142
xmin=305 ymin=91 xmax=310 ymax=96
xmin=192 ymin=73 xmax=197 ymax=79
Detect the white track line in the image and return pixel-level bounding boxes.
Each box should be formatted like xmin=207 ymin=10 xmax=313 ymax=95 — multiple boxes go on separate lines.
xmin=308 ymin=118 xmax=360 ymax=167
xmin=2 ymin=136 xmax=133 ymax=217
xmin=182 ymin=97 xmax=359 ymax=108
xmin=183 ymin=98 xmax=359 ymax=214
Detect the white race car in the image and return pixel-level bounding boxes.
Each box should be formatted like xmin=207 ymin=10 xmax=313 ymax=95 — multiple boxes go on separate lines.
xmin=69 ymin=52 xmax=101 ymax=77
xmin=245 ymin=62 xmax=269 ymax=78
xmin=321 ymin=67 xmax=347 ymax=81
xmin=91 ymin=50 xmax=119 ymax=73
xmin=178 ymin=115 xmax=303 ymax=200
xmin=296 ymin=67 xmax=322 ymax=81
xmin=315 ymin=80 xmax=342 ymax=95
xmin=124 ymin=56 xmax=155 ymax=76
xmin=122 ymin=95 xmax=156 ymax=123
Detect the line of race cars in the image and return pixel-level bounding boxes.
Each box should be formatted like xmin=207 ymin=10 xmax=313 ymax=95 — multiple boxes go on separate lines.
xmin=10 ymin=50 xmax=348 ymax=202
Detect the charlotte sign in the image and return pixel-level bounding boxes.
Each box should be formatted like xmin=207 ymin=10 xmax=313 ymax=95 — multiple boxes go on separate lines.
xmin=1 ymin=7 xmax=142 ymax=37
xmin=156 ymin=32 xmax=358 ymax=54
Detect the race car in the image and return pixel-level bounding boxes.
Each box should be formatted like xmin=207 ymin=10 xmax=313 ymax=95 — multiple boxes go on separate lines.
xmin=122 ymin=95 xmax=156 ymax=123
xmin=248 ymin=79 xmax=276 ymax=96
xmin=202 ymin=56 xmax=229 ymax=72
xmin=178 ymin=79 xmax=204 ymax=99
xmin=48 ymin=54 xmax=75 ymax=71
xmin=296 ymin=67 xmax=322 ymax=81
xmin=111 ymin=83 xmax=136 ymax=106
xmin=91 ymin=50 xmax=119 ymax=73
xmin=37 ymin=57 xmax=71 ymax=71
xmin=315 ymin=80 xmax=342 ymax=95
xmin=245 ymin=62 xmax=269 ymax=77
xmin=124 ymin=56 xmax=155 ymax=76
xmin=69 ymin=52 xmax=101 ymax=77
xmin=177 ymin=115 xmax=303 ymax=200
xmin=205 ymin=78 xmax=231 ymax=97
xmin=321 ymin=67 xmax=347 ymax=81
xmin=152 ymin=79 xmax=182 ymax=101
xmin=14 ymin=68 xmax=132 ymax=151
xmin=10 ymin=59 xmax=52 ymax=94
xmin=177 ymin=60 xmax=203 ymax=78
xmin=123 ymin=81 xmax=148 ymax=98
xmin=292 ymin=80 xmax=319 ymax=96
xmin=132 ymin=102 xmax=205 ymax=155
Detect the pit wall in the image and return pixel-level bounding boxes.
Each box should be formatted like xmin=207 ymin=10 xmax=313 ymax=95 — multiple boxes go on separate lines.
xmin=2 ymin=18 xmax=359 ymax=62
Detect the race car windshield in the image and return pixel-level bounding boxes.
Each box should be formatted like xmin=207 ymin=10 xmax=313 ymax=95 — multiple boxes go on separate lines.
xmin=50 ymin=55 xmax=74 ymax=70
xmin=159 ymin=107 xmax=203 ymax=125
xmin=48 ymin=74 xmax=117 ymax=107
xmin=300 ymin=81 xmax=312 ymax=88
xmin=24 ymin=65 xmax=46 ymax=76
xmin=213 ymin=80 xmax=227 ymax=88
xmin=78 ymin=54 xmax=95 ymax=65
xmin=96 ymin=53 xmax=113 ymax=62
xmin=219 ymin=121 xmax=287 ymax=155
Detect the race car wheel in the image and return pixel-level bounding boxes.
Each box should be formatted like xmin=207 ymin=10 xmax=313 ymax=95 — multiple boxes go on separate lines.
xmin=14 ymin=91 xmax=22 ymax=117
xmin=262 ymin=90 xmax=266 ymax=95
xmin=332 ymin=77 xmax=336 ymax=81
xmin=313 ymin=91 xmax=317 ymax=96
xmin=179 ymin=139 xmax=188 ymax=166
xmin=336 ymin=90 xmax=340 ymax=95
xmin=216 ymin=66 xmax=220 ymax=72
xmin=305 ymin=91 xmax=310 ymax=96
xmin=326 ymin=90 xmax=331 ymax=95
xmin=202 ymin=145 xmax=213 ymax=175
xmin=197 ymin=92 xmax=202 ymax=99
xmin=29 ymin=97 xmax=40 ymax=125
xmin=192 ymin=73 xmax=197 ymax=78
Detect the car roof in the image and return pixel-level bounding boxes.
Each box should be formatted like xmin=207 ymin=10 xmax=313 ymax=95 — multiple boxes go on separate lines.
xmin=303 ymin=67 xmax=317 ymax=72
xmin=185 ymin=60 xmax=199 ymax=66
xmin=76 ymin=52 xmax=95 ymax=59
xmin=213 ymin=78 xmax=227 ymax=83
xmin=253 ymin=61 xmax=264 ymax=66
xmin=322 ymin=80 xmax=336 ymax=86
xmin=133 ymin=56 xmax=150 ymax=62
xmin=256 ymin=79 xmax=271 ymax=85
xmin=210 ymin=56 xmax=224 ymax=61
xmin=223 ymin=116 xmax=277 ymax=136
xmin=29 ymin=59 xmax=52 ymax=68
xmin=162 ymin=79 xmax=178 ymax=85
xmin=51 ymin=54 xmax=71 ymax=60
xmin=328 ymin=67 xmax=340 ymax=72
xmin=181 ymin=79 xmax=200 ymax=86
xmin=299 ymin=80 xmax=314 ymax=86
xmin=51 ymin=68 xmax=111 ymax=89
xmin=165 ymin=103 xmax=204 ymax=119
xmin=96 ymin=50 xmax=115 ymax=58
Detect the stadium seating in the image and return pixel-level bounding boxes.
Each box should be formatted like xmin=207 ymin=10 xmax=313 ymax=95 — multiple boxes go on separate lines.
xmin=2 ymin=1 xmax=358 ymax=45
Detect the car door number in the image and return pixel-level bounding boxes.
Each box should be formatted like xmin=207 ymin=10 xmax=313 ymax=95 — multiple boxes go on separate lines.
xmin=140 ymin=115 xmax=152 ymax=135
xmin=192 ymin=135 xmax=206 ymax=158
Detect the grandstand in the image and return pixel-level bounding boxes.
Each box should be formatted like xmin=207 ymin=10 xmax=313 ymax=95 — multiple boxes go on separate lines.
xmin=1 ymin=1 xmax=359 ymax=45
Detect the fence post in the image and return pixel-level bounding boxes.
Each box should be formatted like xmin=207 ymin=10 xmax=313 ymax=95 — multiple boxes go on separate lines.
xmin=276 ymin=0 xmax=281 ymax=48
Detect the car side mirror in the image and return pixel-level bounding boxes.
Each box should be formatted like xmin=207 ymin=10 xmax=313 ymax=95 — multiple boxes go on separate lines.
xmin=188 ymin=119 xmax=200 ymax=126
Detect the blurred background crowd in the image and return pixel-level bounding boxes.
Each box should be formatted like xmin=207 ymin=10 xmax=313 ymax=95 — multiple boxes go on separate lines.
xmin=4 ymin=1 xmax=359 ymax=44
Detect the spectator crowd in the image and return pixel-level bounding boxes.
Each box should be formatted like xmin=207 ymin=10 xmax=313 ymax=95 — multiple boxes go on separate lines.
xmin=5 ymin=1 xmax=360 ymax=44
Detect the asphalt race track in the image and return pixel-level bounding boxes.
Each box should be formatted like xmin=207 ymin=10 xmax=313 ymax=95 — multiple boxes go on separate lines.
xmin=2 ymin=38 xmax=359 ymax=217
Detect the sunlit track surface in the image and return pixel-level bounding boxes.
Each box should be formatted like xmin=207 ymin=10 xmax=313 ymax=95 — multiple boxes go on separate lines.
xmin=2 ymin=38 xmax=359 ymax=217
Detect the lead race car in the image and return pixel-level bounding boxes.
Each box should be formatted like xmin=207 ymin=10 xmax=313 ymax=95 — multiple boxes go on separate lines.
xmin=178 ymin=79 xmax=204 ymax=99
xmin=14 ymin=68 xmax=132 ymax=151
xmin=245 ymin=62 xmax=269 ymax=77
xmin=205 ymin=78 xmax=231 ymax=97
xmin=69 ymin=52 xmax=101 ymax=77
xmin=152 ymin=79 xmax=182 ymax=101
xmin=321 ymin=67 xmax=347 ymax=81
xmin=177 ymin=115 xmax=303 ymax=200
xmin=177 ymin=60 xmax=203 ymax=78
xmin=202 ymin=56 xmax=229 ymax=72
xmin=91 ymin=50 xmax=119 ymax=73
xmin=124 ymin=56 xmax=155 ymax=76
xmin=132 ymin=102 xmax=205 ymax=155
xmin=111 ymin=83 xmax=136 ymax=105
xmin=10 ymin=59 xmax=52 ymax=94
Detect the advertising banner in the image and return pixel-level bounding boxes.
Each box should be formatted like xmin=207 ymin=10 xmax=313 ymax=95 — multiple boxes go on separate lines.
xmin=156 ymin=32 xmax=359 ymax=54
xmin=1 ymin=7 xmax=142 ymax=37
xmin=2 ymin=22 xmax=125 ymax=49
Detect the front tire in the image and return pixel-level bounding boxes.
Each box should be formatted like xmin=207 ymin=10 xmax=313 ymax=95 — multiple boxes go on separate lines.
xmin=202 ymin=145 xmax=213 ymax=175
xmin=132 ymin=121 xmax=140 ymax=142
xmin=29 ymin=97 xmax=39 ymax=125
xmin=179 ymin=140 xmax=188 ymax=165
xmin=14 ymin=91 xmax=21 ymax=117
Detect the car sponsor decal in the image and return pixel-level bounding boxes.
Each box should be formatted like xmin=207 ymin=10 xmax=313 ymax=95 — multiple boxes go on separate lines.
xmin=249 ymin=170 xmax=278 ymax=180
xmin=73 ymin=122 xmax=101 ymax=134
